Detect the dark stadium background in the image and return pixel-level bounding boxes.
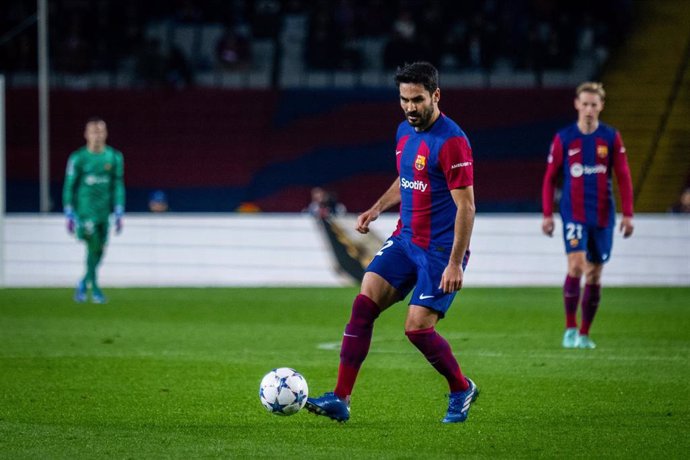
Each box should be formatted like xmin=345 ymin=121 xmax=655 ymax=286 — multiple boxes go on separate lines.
xmin=5 ymin=0 xmax=687 ymax=213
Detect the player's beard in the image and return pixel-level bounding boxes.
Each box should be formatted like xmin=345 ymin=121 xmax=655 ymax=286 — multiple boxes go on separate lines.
xmin=406 ymin=104 xmax=434 ymax=130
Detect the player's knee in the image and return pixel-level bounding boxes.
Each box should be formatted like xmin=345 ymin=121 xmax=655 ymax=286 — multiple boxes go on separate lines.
xmin=568 ymin=265 xmax=585 ymax=278
xmin=586 ymin=274 xmax=602 ymax=285
xmin=405 ymin=327 xmax=436 ymax=349
xmin=348 ymin=294 xmax=380 ymax=328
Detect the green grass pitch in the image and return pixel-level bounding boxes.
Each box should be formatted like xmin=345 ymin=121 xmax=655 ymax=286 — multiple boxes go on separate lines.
xmin=1 ymin=287 xmax=689 ymax=458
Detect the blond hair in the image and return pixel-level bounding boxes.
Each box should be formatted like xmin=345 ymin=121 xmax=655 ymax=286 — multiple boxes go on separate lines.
xmin=576 ymin=82 xmax=606 ymax=100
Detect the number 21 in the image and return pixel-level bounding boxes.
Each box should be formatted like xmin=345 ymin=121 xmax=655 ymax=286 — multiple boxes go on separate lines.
xmin=566 ymin=223 xmax=583 ymax=240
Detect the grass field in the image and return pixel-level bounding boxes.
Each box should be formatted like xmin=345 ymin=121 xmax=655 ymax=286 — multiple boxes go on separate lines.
xmin=1 ymin=287 xmax=689 ymax=458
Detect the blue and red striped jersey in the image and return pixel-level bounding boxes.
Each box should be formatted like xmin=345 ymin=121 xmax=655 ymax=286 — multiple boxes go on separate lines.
xmin=542 ymin=122 xmax=634 ymax=227
xmin=393 ymin=113 xmax=474 ymax=250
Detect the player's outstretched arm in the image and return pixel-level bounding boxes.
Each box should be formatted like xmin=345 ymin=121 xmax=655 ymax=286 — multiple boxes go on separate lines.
xmin=356 ymin=178 xmax=401 ymax=234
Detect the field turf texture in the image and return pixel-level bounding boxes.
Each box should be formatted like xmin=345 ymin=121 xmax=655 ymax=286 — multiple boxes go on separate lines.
xmin=1 ymin=287 xmax=689 ymax=458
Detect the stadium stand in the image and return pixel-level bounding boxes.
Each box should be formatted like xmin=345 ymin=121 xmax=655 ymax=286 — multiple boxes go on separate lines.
xmin=1 ymin=0 xmax=623 ymax=89
xmin=600 ymin=0 xmax=690 ymax=212
xmin=6 ymin=1 xmax=688 ymax=213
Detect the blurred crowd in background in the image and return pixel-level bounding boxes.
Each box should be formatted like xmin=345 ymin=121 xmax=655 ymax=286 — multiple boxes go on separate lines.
xmin=1 ymin=0 xmax=632 ymax=88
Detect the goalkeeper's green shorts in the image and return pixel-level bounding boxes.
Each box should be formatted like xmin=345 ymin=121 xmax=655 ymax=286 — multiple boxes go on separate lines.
xmin=77 ymin=219 xmax=109 ymax=243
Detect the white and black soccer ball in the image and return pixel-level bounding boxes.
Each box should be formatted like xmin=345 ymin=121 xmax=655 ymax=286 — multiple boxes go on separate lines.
xmin=259 ymin=367 xmax=309 ymax=416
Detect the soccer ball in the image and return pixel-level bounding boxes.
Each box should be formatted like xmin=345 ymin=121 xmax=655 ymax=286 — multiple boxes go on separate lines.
xmin=259 ymin=367 xmax=309 ymax=416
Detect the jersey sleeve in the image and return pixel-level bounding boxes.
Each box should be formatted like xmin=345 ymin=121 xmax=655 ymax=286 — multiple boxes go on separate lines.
xmin=62 ymin=152 xmax=79 ymax=211
xmin=541 ymin=133 xmax=563 ymax=217
xmin=112 ymin=151 xmax=126 ymax=212
xmin=438 ymin=136 xmax=473 ymax=189
xmin=612 ymin=131 xmax=634 ymax=217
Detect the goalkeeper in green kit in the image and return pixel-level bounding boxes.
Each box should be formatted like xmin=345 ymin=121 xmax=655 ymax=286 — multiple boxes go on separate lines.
xmin=62 ymin=117 xmax=125 ymax=304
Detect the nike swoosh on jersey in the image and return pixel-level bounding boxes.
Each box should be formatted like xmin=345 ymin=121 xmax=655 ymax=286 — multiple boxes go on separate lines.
xmin=568 ymin=148 xmax=580 ymax=156
xmin=396 ymin=150 xmax=402 ymax=155
xmin=419 ymin=294 xmax=435 ymax=300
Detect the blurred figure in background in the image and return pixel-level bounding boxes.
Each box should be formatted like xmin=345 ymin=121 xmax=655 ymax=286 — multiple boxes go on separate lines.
xmin=304 ymin=187 xmax=346 ymax=219
xmin=669 ymin=187 xmax=690 ymax=214
xmin=63 ymin=117 xmax=125 ymax=304
xmin=542 ymin=82 xmax=634 ymax=349
xmin=148 ymin=190 xmax=169 ymax=212
xmin=216 ymin=28 xmax=250 ymax=71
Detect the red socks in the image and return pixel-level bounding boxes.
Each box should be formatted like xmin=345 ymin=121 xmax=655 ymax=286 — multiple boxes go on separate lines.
xmin=334 ymin=294 xmax=380 ymax=399
xmin=406 ymin=327 xmax=468 ymax=393
xmin=334 ymin=295 xmax=470 ymax=398
xmin=580 ymin=284 xmax=601 ymax=335
xmin=563 ymin=275 xmax=581 ymax=329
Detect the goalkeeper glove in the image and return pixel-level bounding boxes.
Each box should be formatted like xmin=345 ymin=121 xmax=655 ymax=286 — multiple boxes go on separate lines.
xmin=114 ymin=205 xmax=124 ymax=234
xmin=64 ymin=206 xmax=76 ymax=234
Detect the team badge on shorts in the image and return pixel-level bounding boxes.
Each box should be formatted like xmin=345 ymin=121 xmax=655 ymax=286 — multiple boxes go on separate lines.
xmin=569 ymin=238 xmax=579 ymax=248
xmin=415 ymin=154 xmax=426 ymax=170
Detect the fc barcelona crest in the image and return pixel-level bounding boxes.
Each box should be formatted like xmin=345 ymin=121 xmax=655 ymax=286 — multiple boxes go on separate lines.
xmin=104 ymin=163 xmax=112 ymax=171
xmin=415 ymin=154 xmax=426 ymax=170
xmin=597 ymin=145 xmax=608 ymax=158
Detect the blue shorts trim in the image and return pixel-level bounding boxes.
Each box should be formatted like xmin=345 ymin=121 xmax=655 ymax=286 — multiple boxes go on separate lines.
xmin=365 ymin=235 xmax=470 ymax=317
xmin=561 ymin=220 xmax=613 ymax=264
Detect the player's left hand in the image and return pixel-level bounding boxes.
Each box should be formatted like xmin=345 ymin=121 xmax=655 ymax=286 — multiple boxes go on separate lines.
xmin=114 ymin=206 xmax=124 ymax=235
xmin=619 ymin=216 xmax=634 ymax=238
xmin=64 ymin=206 xmax=76 ymax=234
xmin=439 ymin=263 xmax=464 ymax=293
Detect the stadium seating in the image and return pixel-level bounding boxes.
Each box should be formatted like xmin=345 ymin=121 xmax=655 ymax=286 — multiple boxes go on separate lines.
xmin=600 ymin=0 xmax=690 ymax=211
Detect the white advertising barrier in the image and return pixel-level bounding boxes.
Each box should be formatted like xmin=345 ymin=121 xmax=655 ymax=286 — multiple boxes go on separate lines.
xmin=1 ymin=213 xmax=688 ymax=287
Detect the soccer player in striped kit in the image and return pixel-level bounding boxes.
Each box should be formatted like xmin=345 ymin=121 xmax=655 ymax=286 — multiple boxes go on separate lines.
xmin=542 ymin=82 xmax=634 ymax=349
xmin=307 ymin=62 xmax=478 ymax=423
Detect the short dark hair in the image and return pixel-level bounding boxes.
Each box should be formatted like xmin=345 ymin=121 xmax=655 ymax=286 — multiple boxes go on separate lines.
xmin=86 ymin=116 xmax=105 ymax=125
xmin=394 ymin=62 xmax=439 ymax=94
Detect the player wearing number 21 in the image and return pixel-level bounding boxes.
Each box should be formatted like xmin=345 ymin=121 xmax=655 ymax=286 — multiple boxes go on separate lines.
xmin=541 ymin=82 xmax=634 ymax=350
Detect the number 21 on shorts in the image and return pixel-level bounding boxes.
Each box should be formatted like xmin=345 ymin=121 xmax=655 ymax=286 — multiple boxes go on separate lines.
xmin=566 ymin=222 xmax=583 ymax=248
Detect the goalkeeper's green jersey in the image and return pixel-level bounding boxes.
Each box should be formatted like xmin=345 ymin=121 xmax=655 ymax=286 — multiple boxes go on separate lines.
xmin=62 ymin=146 xmax=125 ymax=222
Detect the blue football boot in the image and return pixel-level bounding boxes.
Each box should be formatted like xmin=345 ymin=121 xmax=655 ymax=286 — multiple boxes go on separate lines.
xmin=305 ymin=392 xmax=350 ymax=422
xmin=73 ymin=281 xmax=88 ymax=303
xmin=442 ymin=378 xmax=479 ymax=423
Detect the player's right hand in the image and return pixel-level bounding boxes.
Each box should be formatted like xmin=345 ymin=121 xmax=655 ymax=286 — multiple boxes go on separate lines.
xmin=356 ymin=209 xmax=379 ymax=234
xmin=541 ymin=216 xmax=554 ymax=237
